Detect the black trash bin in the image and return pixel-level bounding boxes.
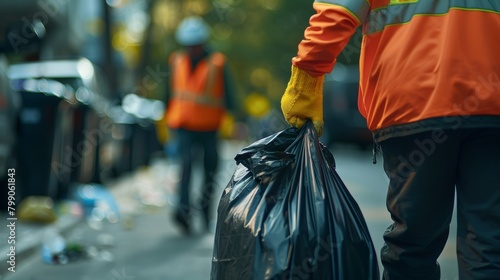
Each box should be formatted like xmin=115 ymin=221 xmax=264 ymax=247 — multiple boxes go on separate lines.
xmin=130 ymin=120 xmax=154 ymax=169
xmin=106 ymin=105 xmax=137 ymax=176
xmin=0 ymin=56 xmax=21 ymax=211
xmin=9 ymin=59 xmax=117 ymax=192
xmin=12 ymin=79 xmax=75 ymax=202
xmin=68 ymin=101 xmax=101 ymax=185
xmin=121 ymin=93 xmax=165 ymax=170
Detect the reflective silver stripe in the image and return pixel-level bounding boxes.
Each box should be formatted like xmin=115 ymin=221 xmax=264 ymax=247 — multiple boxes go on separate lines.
xmin=365 ymin=0 xmax=500 ymax=35
xmin=315 ymin=0 xmax=370 ymax=24
xmin=172 ymin=91 xmax=223 ymax=107
xmin=172 ymin=53 xmax=224 ymax=108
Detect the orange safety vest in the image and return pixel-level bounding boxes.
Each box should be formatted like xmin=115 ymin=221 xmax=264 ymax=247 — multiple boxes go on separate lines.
xmin=166 ymin=51 xmax=226 ymax=131
xmin=293 ymin=0 xmax=500 ymax=140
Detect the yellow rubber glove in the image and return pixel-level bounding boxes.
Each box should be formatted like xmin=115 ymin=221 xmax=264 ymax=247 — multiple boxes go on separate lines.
xmin=219 ymin=112 xmax=235 ymax=139
xmin=281 ymin=65 xmax=325 ymax=136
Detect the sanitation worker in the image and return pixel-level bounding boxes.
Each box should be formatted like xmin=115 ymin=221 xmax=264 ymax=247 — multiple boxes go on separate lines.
xmin=165 ymin=16 xmax=235 ymax=234
xmin=281 ymin=1 xmax=500 ymax=279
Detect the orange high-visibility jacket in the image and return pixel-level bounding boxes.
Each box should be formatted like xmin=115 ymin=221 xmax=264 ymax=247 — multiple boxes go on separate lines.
xmin=293 ymin=0 xmax=500 ymax=141
xmin=166 ymin=51 xmax=227 ymax=131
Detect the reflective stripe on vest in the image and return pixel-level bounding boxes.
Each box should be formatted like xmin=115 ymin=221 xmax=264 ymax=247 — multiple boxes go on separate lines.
xmin=171 ymin=53 xmax=224 ymax=108
xmin=171 ymin=91 xmax=223 ymax=107
xmin=365 ymin=1 xmax=500 ymax=35
xmin=315 ymin=0 xmax=370 ymax=23
xmin=166 ymin=51 xmax=226 ymax=131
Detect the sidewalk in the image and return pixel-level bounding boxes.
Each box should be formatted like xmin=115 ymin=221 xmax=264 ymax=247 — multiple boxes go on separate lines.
xmin=0 ymin=144 xmax=240 ymax=279
xmin=0 ymin=202 xmax=83 ymax=278
xmin=0 ymin=158 xmax=177 ymax=279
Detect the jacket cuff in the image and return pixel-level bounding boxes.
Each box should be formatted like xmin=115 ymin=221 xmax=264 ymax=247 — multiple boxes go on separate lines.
xmin=289 ymin=65 xmax=325 ymax=95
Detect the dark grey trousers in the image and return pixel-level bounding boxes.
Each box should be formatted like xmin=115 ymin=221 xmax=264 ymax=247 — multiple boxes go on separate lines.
xmin=176 ymin=129 xmax=219 ymax=224
xmin=379 ymin=128 xmax=500 ymax=280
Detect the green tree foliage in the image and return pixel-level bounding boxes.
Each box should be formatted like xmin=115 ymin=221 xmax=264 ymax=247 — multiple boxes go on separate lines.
xmin=141 ymin=0 xmax=361 ymax=108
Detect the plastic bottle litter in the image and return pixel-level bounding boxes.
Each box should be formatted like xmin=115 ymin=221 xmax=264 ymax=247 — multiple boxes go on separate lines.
xmin=41 ymin=230 xmax=68 ymax=265
xmin=73 ymin=184 xmax=121 ymax=229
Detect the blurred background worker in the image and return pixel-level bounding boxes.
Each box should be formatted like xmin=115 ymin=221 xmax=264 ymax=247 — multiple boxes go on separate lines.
xmin=280 ymin=1 xmax=500 ymax=279
xmin=165 ymin=16 xmax=235 ymax=235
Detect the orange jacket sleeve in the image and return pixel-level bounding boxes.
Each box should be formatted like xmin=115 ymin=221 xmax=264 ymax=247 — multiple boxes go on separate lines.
xmin=292 ymin=2 xmax=367 ymax=77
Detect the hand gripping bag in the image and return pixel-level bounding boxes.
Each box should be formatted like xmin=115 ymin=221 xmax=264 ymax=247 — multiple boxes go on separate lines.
xmin=211 ymin=122 xmax=379 ymax=280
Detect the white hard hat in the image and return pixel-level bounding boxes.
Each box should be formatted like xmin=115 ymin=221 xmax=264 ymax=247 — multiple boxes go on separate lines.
xmin=175 ymin=16 xmax=211 ymax=46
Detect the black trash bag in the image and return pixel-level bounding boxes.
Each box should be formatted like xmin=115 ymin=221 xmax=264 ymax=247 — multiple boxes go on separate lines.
xmin=211 ymin=122 xmax=380 ymax=280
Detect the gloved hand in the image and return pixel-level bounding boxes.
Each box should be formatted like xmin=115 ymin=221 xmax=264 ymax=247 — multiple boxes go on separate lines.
xmin=281 ymin=65 xmax=325 ymax=136
xmin=219 ymin=112 xmax=235 ymax=139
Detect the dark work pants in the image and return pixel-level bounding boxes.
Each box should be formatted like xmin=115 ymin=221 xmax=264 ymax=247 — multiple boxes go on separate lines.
xmin=379 ymin=128 xmax=500 ymax=280
xmin=176 ymin=129 xmax=219 ymax=223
